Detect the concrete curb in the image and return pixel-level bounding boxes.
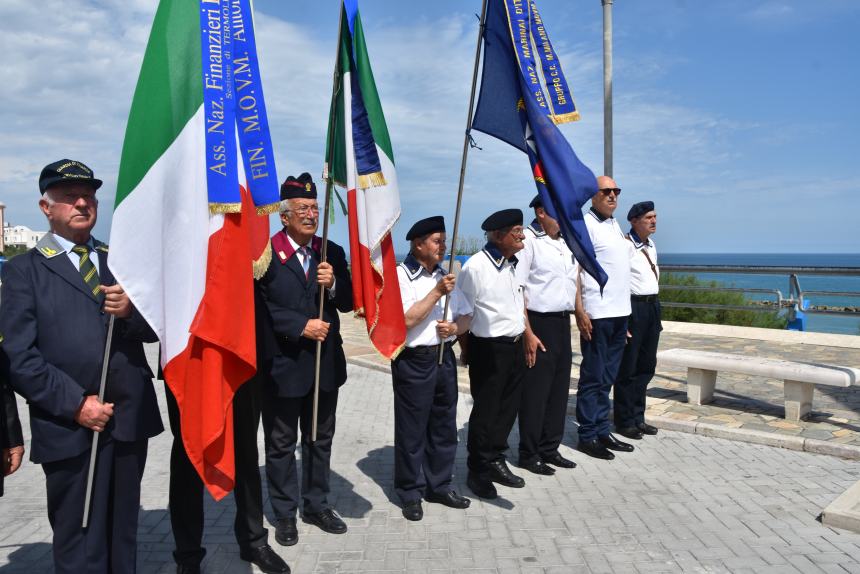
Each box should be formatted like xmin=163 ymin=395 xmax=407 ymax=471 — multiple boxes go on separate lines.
xmin=821 ymin=479 xmax=860 ymax=534
xmin=346 ymin=356 xmax=860 ymax=461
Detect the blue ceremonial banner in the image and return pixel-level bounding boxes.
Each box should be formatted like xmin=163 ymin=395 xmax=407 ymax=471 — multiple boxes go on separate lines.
xmin=527 ymin=1 xmax=579 ymax=123
xmin=200 ymin=0 xmax=279 ymax=213
xmin=231 ymin=0 xmax=279 ymax=212
xmin=472 ymin=0 xmax=607 ymax=288
xmin=201 ymin=0 xmax=238 ymax=212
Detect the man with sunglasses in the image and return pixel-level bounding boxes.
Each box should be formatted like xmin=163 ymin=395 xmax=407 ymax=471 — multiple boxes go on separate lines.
xmin=574 ymin=176 xmax=635 ymax=460
xmin=455 ymin=209 xmax=528 ymax=499
xmin=258 ymin=173 xmax=353 ymax=548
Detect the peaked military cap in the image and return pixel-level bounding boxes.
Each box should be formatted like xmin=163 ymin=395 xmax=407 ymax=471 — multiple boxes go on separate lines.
xmin=405 ymin=216 xmax=445 ymax=240
xmin=481 ymin=208 xmax=523 ymax=231
xmin=39 ymin=159 xmax=103 ymax=194
xmin=627 ymin=201 xmax=655 ymax=221
xmin=280 ymin=172 xmax=317 ymax=200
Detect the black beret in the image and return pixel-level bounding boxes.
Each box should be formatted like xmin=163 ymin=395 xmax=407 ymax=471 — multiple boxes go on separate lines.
xmin=528 ymin=194 xmax=543 ymax=208
xmin=627 ymin=201 xmax=655 ymax=221
xmin=406 ymin=215 xmax=445 ymax=240
xmin=280 ymin=172 xmax=317 ymax=200
xmin=481 ymin=208 xmax=523 ymax=231
xmin=39 ymin=159 xmax=102 ymax=194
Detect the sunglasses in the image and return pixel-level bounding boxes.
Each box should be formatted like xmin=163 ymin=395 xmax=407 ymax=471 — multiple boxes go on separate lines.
xmin=599 ymin=187 xmax=621 ymax=196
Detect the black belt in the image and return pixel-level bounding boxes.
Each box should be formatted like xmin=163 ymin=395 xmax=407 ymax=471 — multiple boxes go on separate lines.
xmin=402 ymin=341 xmax=454 ymax=356
xmin=471 ymin=333 xmax=523 ymax=344
xmin=527 ymin=310 xmax=571 ymax=318
xmin=631 ymin=294 xmax=659 ymax=302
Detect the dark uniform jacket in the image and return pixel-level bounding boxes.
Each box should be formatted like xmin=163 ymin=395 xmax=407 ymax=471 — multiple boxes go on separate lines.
xmin=257 ymin=231 xmax=353 ymax=398
xmin=1 ymin=345 xmax=24 ymax=497
xmin=0 ymin=233 xmax=163 ymax=464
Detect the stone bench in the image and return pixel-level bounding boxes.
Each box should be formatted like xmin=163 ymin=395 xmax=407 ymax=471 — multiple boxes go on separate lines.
xmin=656 ymin=348 xmax=860 ymax=421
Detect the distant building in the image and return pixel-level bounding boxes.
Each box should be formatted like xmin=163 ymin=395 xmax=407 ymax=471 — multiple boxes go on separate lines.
xmin=4 ymin=222 xmax=47 ymax=249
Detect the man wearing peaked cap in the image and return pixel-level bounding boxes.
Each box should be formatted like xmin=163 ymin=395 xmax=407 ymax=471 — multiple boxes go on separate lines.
xmin=515 ymin=195 xmax=579 ymax=476
xmin=613 ymin=201 xmax=661 ymax=440
xmin=258 ymin=172 xmax=353 ymax=546
xmin=392 ymin=216 xmax=471 ymax=521
xmin=0 ymin=160 xmax=162 ymax=573
xmin=453 ymin=208 xmax=528 ymax=499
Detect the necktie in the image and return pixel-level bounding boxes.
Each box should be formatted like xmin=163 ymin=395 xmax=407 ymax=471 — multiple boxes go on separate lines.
xmin=71 ymin=244 xmax=104 ymax=302
xmin=300 ymin=246 xmax=311 ymax=278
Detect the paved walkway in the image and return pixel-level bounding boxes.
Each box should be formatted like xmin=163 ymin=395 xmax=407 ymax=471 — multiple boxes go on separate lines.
xmin=344 ymin=316 xmax=860 ymax=452
xmin=2 ymin=357 xmax=860 ymax=573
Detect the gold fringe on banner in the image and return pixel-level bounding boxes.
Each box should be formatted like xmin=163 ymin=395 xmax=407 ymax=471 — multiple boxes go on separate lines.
xmin=357 ymin=171 xmax=387 ymax=189
xmin=551 ymin=110 xmax=581 ymax=125
xmin=255 ymin=201 xmax=280 ymax=216
xmin=209 ymin=202 xmax=242 ymax=214
xmin=252 ymin=242 xmax=273 ymax=279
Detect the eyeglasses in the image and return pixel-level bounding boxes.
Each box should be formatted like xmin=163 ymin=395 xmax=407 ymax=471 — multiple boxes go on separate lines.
xmin=291 ymin=205 xmax=320 ymax=216
xmin=599 ymin=188 xmax=621 ymax=196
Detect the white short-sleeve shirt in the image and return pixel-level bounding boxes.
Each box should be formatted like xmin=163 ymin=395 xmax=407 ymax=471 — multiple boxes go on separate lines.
xmin=454 ymin=244 xmax=525 ymax=338
xmin=628 ymin=231 xmax=660 ymax=296
xmin=580 ymin=209 xmax=633 ymax=319
xmin=397 ymin=253 xmax=463 ymax=347
xmin=515 ymin=220 xmax=578 ymax=313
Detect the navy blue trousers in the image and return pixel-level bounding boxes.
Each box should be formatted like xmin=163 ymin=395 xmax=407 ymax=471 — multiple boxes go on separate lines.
xmin=391 ymin=344 xmax=459 ymax=504
xmin=43 ymin=437 xmax=148 ymax=574
xmin=518 ymin=312 xmax=572 ymax=465
xmin=614 ymin=299 xmax=662 ymax=428
xmin=576 ymin=316 xmax=628 ymax=442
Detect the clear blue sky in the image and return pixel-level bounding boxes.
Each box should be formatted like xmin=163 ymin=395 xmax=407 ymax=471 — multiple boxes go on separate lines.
xmin=2 ymin=0 xmax=858 ymax=254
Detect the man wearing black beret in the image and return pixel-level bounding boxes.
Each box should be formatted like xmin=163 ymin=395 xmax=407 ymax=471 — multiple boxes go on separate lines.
xmin=0 ymin=160 xmax=163 ymax=573
xmin=392 ymin=216 xmax=471 ymax=521
xmin=258 ymin=172 xmax=353 ymax=546
xmin=453 ymin=208 xmax=528 ymax=499
xmin=613 ymin=201 xmax=661 ymax=440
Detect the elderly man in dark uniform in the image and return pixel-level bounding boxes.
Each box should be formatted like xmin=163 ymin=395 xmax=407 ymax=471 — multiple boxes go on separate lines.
xmin=1 ymin=343 xmax=24 ymax=497
xmin=455 ymin=209 xmax=527 ymax=500
xmin=0 ymin=160 xmax=163 ymax=573
xmin=614 ymin=201 xmax=661 ymax=440
xmin=392 ymin=216 xmax=470 ymax=521
xmin=258 ymin=173 xmax=353 ymax=547
xmin=516 ymin=196 xmax=578 ymax=475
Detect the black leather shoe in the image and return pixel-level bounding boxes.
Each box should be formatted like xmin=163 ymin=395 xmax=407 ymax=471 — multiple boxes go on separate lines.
xmin=303 ymin=508 xmax=347 ymax=534
xmin=615 ymin=426 xmax=644 ymax=440
xmin=540 ymin=453 xmax=576 ymax=469
xmin=239 ymin=544 xmax=290 ymax=574
xmin=466 ymin=473 xmax=498 ymax=499
xmin=425 ymin=490 xmax=471 ymax=509
xmin=637 ymin=422 xmax=659 ymax=435
xmin=599 ymin=434 xmax=635 ymax=452
xmin=577 ymin=439 xmax=615 ymax=460
xmin=520 ymin=460 xmax=555 ymax=476
xmin=176 ymin=565 xmax=201 ymax=574
xmin=402 ymin=500 xmax=423 ymax=521
xmin=275 ymin=517 xmax=298 ymax=546
xmin=487 ymin=460 xmax=525 ymax=488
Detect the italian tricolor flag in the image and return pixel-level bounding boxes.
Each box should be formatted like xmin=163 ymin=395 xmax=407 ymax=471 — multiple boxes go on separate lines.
xmin=109 ymin=0 xmax=271 ymax=500
xmin=326 ymin=0 xmax=406 ymax=359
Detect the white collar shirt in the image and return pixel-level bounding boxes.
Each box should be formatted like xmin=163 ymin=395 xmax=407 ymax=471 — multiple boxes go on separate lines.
xmin=397 ymin=254 xmax=463 ymax=347
xmin=454 ymin=244 xmax=525 ymax=338
xmin=53 ymin=234 xmax=100 ymax=276
xmin=286 ymin=232 xmax=336 ymax=295
xmin=627 ymin=231 xmax=659 ymax=296
xmin=580 ymin=209 xmax=632 ymax=319
xmin=515 ymin=220 xmax=578 ymax=312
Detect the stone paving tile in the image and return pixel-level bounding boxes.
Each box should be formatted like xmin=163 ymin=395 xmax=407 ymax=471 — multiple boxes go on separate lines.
xmin=2 ymin=328 xmax=860 ymax=573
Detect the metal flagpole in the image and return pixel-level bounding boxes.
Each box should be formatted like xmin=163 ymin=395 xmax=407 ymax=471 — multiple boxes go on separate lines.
xmin=602 ymin=0 xmax=614 ymax=177
xmin=312 ymin=1 xmax=345 ymax=443
xmin=438 ymin=0 xmax=489 ymax=365
xmin=82 ymin=314 xmax=115 ymax=529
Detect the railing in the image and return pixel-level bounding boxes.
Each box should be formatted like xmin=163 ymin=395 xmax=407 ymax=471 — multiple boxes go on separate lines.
xmin=658 ymin=265 xmax=860 ymax=330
